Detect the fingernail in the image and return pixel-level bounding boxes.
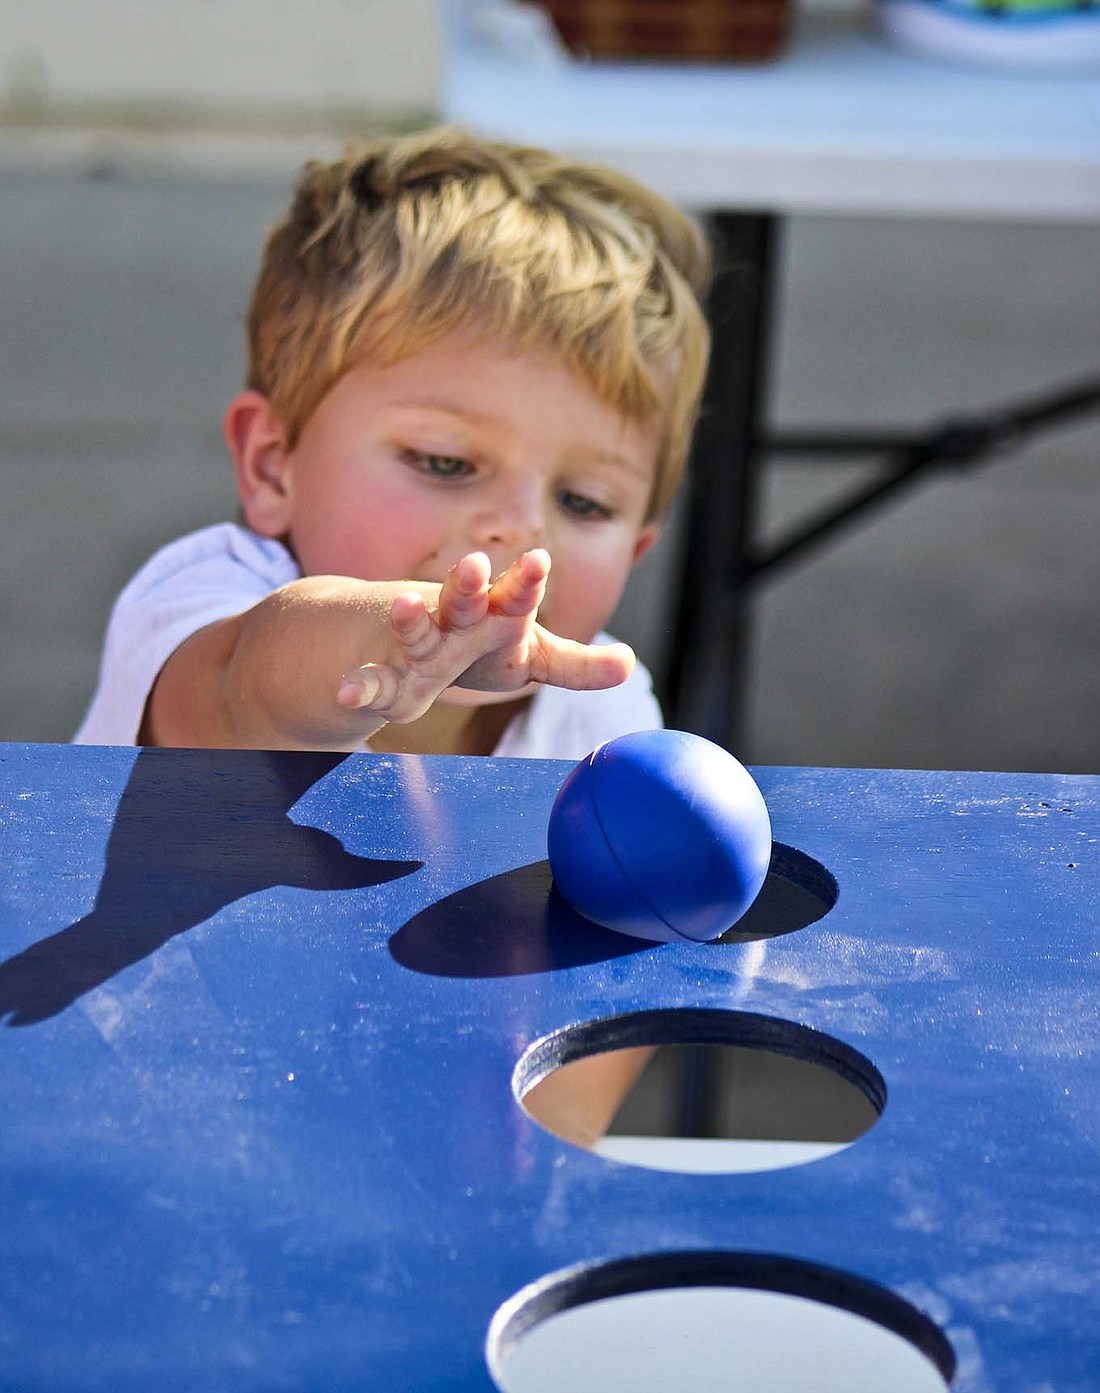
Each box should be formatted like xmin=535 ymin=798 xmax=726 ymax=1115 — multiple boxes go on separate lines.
xmin=338 ymin=672 xmax=378 ymax=708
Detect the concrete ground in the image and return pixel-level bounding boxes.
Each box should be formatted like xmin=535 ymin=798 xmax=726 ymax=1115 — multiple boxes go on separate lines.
xmin=2 ymin=167 xmax=1099 ymax=774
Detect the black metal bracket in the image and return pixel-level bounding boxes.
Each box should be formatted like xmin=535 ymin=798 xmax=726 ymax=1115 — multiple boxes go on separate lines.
xmin=750 ymin=374 xmax=1100 ymax=584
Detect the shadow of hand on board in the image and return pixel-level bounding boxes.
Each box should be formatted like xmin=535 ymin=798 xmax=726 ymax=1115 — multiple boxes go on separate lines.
xmin=0 ymin=748 xmax=422 ymax=1026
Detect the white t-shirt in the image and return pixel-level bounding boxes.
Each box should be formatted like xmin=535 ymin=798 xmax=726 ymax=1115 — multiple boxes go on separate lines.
xmin=73 ymin=523 xmax=663 ymax=758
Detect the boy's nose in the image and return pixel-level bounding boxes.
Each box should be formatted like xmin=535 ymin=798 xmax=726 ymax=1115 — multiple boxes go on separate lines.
xmin=468 ymin=488 xmax=546 ymax=554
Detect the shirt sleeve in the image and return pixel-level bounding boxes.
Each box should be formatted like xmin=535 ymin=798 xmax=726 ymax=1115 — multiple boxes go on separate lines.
xmin=73 ymin=524 xmax=300 ymax=746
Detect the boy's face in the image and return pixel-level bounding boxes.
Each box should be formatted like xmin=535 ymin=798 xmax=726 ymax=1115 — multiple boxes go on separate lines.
xmin=236 ymin=332 xmax=662 ymax=651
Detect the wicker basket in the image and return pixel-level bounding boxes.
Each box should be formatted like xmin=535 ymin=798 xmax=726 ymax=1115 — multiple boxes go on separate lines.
xmin=539 ymin=0 xmax=793 ymax=62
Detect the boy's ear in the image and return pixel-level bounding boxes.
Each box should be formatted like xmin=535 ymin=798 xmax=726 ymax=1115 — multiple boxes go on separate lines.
xmin=632 ymin=522 xmax=661 ymax=565
xmin=223 ymin=390 xmax=294 ymax=538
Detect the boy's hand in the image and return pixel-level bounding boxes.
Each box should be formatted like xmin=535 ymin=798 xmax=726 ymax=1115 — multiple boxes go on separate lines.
xmin=336 ymin=549 xmax=634 ymax=724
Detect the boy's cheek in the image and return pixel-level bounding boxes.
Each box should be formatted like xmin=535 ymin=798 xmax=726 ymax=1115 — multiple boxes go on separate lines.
xmin=540 ymin=551 xmax=635 ymax=642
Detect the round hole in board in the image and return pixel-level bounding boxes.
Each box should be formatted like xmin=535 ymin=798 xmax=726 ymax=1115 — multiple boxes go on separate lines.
xmin=516 ymin=1008 xmax=883 ymax=1173
xmin=714 ymin=842 xmax=838 ymax=944
xmin=486 ymin=1251 xmax=954 ymax=1393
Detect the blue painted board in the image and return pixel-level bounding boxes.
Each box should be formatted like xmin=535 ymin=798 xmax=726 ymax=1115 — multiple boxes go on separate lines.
xmin=0 ymin=743 xmax=1096 ymax=1390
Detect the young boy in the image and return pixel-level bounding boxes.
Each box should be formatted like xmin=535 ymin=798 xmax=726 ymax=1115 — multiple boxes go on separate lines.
xmin=73 ymin=126 xmax=711 ymax=759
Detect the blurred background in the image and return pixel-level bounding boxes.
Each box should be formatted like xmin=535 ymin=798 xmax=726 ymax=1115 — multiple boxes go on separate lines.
xmin=1 ymin=0 xmax=1098 ymax=772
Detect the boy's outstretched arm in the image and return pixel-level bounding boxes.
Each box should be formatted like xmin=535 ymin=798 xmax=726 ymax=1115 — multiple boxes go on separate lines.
xmin=141 ymin=550 xmax=635 ymax=750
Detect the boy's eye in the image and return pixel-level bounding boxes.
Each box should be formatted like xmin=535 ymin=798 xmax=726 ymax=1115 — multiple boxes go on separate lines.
xmin=406 ymin=450 xmax=471 ymax=479
xmin=558 ymin=490 xmax=612 ymax=521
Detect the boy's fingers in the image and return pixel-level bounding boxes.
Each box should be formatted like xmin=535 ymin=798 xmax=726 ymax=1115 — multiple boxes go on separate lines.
xmin=337 ymin=663 xmax=399 ymax=710
xmin=490 ymin=548 xmax=551 ymax=618
xmin=389 ymin=590 xmax=445 ymax=662
xmin=451 ymin=552 xmax=493 ymax=592
xmin=439 ymin=552 xmax=492 ymax=632
xmin=532 ymin=634 xmax=635 ymax=691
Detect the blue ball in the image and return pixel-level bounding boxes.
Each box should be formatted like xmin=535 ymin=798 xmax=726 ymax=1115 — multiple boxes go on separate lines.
xmin=547 ymin=729 xmax=772 ymax=944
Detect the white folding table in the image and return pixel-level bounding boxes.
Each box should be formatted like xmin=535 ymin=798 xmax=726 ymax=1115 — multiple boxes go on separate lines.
xmin=439 ymin=0 xmax=1100 ymax=743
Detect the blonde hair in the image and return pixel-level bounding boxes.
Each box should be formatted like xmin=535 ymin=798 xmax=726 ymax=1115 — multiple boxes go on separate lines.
xmin=246 ymin=125 xmax=711 ymax=519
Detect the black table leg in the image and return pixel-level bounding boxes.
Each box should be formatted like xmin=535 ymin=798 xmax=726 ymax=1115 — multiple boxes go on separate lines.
xmin=662 ymin=210 xmax=779 ymax=752
xmin=660 ymin=209 xmax=1100 ymax=755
